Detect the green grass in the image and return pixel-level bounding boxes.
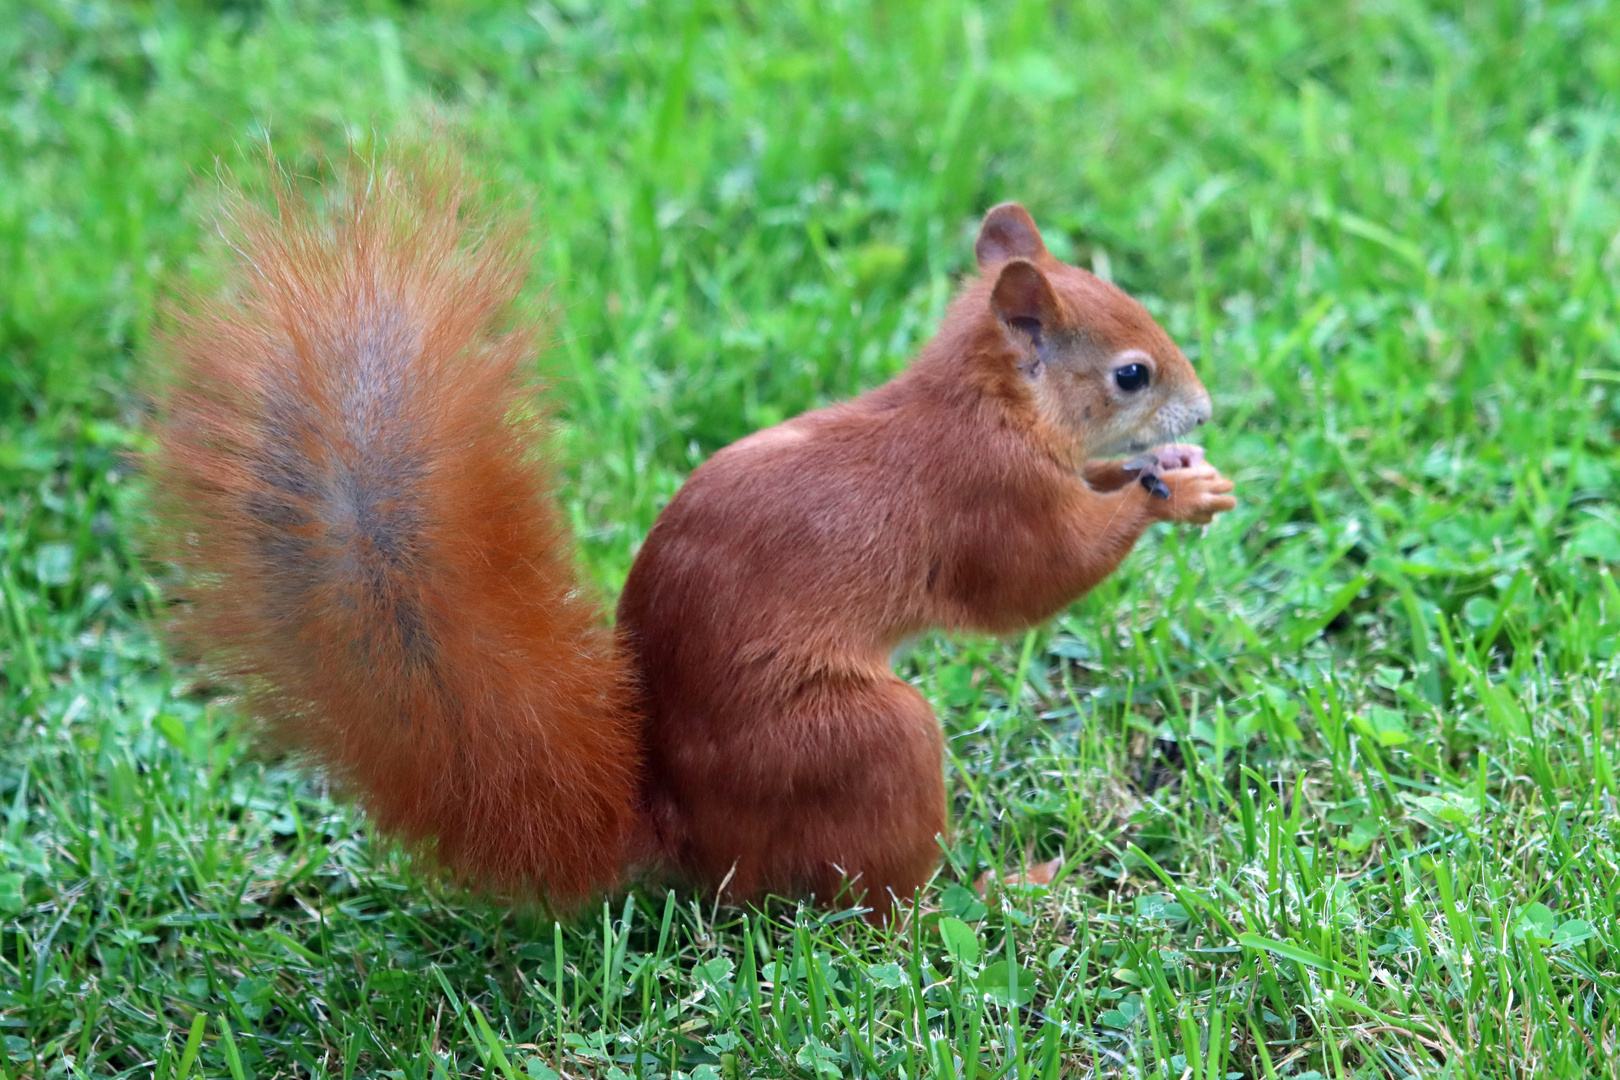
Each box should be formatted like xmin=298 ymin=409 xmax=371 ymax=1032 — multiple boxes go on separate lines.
xmin=5 ymin=0 xmax=1620 ymax=1076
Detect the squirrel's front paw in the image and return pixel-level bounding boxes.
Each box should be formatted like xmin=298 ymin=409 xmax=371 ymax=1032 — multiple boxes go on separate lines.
xmin=1145 ymin=461 xmax=1236 ymax=524
xmin=1122 ymin=444 xmax=1208 ymax=499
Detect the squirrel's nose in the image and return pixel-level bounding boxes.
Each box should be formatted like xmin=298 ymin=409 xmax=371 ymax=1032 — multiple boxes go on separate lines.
xmin=1191 ymin=389 xmax=1212 ymax=426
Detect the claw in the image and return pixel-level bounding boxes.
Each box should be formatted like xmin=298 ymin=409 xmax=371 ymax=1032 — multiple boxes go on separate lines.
xmin=1122 ymin=453 xmax=1157 ymax=474
xmin=1139 ymin=473 xmax=1171 ymax=500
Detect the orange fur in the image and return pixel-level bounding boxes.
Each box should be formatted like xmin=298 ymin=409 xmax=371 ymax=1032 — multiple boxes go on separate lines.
xmin=148 ymin=155 xmax=640 ymax=908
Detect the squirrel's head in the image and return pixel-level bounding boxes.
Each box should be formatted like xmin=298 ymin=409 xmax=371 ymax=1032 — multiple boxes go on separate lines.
xmin=974 ymin=203 xmax=1212 ymax=460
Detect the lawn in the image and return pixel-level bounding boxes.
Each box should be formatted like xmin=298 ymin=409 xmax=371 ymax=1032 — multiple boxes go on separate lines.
xmin=4 ymin=1 xmax=1620 ymax=1076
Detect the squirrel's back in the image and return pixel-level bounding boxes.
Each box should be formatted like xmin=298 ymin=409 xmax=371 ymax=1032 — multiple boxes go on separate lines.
xmin=149 ymin=154 xmax=640 ymax=906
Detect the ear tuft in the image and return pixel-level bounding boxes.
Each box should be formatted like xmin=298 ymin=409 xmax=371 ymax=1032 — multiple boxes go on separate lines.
xmin=990 ymin=258 xmax=1061 ymax=336
xmin=976 ymin=203 xmax=1049 ymax=270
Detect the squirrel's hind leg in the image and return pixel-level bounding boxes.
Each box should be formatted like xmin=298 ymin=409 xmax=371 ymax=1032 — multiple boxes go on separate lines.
xmin=674 ymin=675 xmax=946 ymax=922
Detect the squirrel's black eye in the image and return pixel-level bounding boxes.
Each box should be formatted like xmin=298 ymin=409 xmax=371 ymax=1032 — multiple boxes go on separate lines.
xmin=1114 ymin=362 xmax=1151 ymax=392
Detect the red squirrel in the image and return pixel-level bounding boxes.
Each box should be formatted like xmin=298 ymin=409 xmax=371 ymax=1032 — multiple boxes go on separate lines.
xmin=150 ymin=154 xmax=1235 ymax=918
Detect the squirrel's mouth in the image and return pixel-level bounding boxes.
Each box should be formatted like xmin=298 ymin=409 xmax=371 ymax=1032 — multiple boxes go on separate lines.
xmin=1101 ymin=430 xmax=1187 ymax=461
xmin=1090 ymin=404 xmax=1205 ymax=459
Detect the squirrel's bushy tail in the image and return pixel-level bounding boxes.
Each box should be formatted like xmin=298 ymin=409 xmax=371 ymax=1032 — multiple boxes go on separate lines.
xmin=150 ymin=152 xmax=639 ymax=907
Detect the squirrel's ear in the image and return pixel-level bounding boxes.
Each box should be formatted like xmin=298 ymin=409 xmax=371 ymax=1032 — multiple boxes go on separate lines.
xmin=976 ymin=203 xmax=1049 ymax=270
xmin=990 ymin=258 xmax=1061 ymax=343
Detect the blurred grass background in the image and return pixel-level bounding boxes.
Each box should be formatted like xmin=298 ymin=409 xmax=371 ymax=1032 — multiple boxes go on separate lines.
xmin=4 ymin=1 xmax=1620 ymax=1076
